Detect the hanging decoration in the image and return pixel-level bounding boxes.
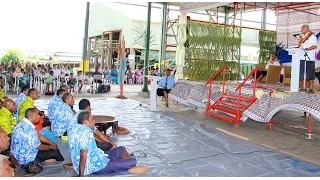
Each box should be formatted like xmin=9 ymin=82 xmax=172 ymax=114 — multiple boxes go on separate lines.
xmin=258 ymin=30 xmax=277 ymax=64
xmin=184 ymin=21 xmax=241 ymax=81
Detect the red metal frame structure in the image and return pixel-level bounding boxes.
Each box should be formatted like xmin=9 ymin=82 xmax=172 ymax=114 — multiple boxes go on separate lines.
xmin=205 ymin=67 xmax=258 ymax=127
xmin=163 ymin=5 xmax=178 ymax=69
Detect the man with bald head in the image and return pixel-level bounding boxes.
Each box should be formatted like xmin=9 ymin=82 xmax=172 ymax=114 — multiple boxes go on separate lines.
xmin=299 ymin=24 xmax=318 ymax=93
xmin=51 ymin=93 xmax=74 ymax=137
xmin=0 ymin=99 xmax=17 ymax=136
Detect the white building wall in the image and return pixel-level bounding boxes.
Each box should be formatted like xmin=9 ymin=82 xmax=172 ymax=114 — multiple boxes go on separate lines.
xmin=88 ymin=3 xmax=133 ymax=45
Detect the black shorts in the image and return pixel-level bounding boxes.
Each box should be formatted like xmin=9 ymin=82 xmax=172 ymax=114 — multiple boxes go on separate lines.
xmin=253 ymin=70 xmax=267 ymax=79
xmin=157 ymin=88 xmax=171 ymax=97
xmin=299 ymin=60 xmax=315 ymax=81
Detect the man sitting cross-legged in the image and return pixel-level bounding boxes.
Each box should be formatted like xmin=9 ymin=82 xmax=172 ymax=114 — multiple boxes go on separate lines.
xmin=18 ymin=88 xmax=55 ymax=143
xmin=60 ymin=85 xmax=76 ymax=115
xmin=11 ymin=108 xmax=64 ymax=174
xmin=51 ymin=93 xmax=74 ymax=137
xmin=47 ymin=89 xmax=66 ymax=122
xmin=71 ymin=99 xmax=116 ymax=150
xmin=63 ymin=99 xmax=117 ymax=169
xmin=68 ymin=112 xmax=148 ymax=176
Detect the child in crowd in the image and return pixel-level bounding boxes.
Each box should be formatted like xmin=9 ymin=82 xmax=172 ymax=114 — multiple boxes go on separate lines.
xmin=67 ymin=73 xmax=77 ymax=92
xmin=45 ymin=71 xmax=55 ymax=93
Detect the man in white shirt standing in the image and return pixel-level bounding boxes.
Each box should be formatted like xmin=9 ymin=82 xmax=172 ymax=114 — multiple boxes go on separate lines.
xmin=298 ymin=25 xmax=318 ymax=94
xmin=52 ymin=64 xmax=61 ymax=78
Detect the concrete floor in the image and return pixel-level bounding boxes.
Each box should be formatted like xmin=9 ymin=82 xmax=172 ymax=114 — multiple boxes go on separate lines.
xmin=6 ymin=84 xmax=320 ymax=176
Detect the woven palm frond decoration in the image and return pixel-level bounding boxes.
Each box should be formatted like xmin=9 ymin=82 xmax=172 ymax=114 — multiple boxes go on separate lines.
xmin=258 ymin=31 xmax=276 ymax=64
xmin=184 ymin=22 xmax=241 ymax=81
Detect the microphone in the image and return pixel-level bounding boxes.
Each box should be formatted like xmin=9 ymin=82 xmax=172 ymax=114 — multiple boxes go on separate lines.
xmin=293 ymin=33 xmax=300 ymax=37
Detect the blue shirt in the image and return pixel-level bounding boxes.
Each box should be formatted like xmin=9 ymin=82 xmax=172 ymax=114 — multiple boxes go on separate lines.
xmin=70 ymin=110 xmax=83 ymax=130
xmin=159 ymin=75 xmax=175 ymax=89
xmin=70 ymin=110 xmax=97 ymax=131
xmin=51 ymin=102 xmax=73 ymax=136
xmin=10 ymin=118 xmax=41 ymax=165
xmin=14 ymin=93 xmax=27 ymax=119
xmin=68 ymin=124 xmax=109 ymax=176
xmin=48 ymin=95 xmax=63 ymax=121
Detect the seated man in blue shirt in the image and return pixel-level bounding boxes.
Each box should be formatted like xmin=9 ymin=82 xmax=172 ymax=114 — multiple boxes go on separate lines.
xmin=47 ymin=89 xmax=66 ymax=122
xmin=68 ymin=112 xmax=148 ymax=176
xmin=51 ymin=93 xmax=74 ymax=137
xmin=11 ymin=108 xmax=64 ymax=174
xmin=14 ymin=86 xmax=30 ymax=120
xmin=63 ymin=99 xmax=117 ymax=169
xmin=71 ymin=99 xmax=116 ymax=149
xmin=158 ymin=69 xmax=175 ymax=107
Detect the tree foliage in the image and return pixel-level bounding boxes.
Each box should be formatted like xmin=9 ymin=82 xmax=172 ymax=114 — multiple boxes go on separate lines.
xmin=132 ymin=23 xmax=157 ymax=49
xmin=1 ymin=49 xmax=25 ymax=63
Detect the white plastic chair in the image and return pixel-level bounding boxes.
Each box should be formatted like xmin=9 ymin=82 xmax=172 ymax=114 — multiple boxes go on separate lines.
xmin=104 ymin=75 xmax=111 ymax=83
xmin=29 ymin=75 xmax=33 ymax=89
xmin=38 ymin=75 xmax=47 ymax=94
xmin=83 ymin=77 xmax=95 ymax=94
xmin=93 ymin=75 xmax=104 ymax=90
xmin=14 ymin=75 xmax=22 ymax=94
xmin=0 ymin=74 xmax=8 ymax=94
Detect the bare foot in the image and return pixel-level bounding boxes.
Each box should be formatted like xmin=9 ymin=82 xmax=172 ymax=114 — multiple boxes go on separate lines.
xmin=128 ymin=166 xmax=148 ymax=174
xmin=117 ymin=126 xmax=130 ymax=134
xmin=63 ymin=163 xmax=74 ymax=169
xmin=44 ymin=159 xmax=56 ymax=163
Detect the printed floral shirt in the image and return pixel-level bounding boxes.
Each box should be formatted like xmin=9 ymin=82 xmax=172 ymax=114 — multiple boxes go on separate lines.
xmin=69 ymin=110 xmax=97 ymax=132
xmin=10 ymin=118 xmax=41 ymax=165
xmin=68 ymin=124 xmax=109 ymax=176
xmin=18 ymin=97 xmax=34 ymax=122
xmin=47 ymin=95 xmax=63 ymax=121
xmin=51 ymin=102 xmax=73 ymax=136
xmin=14 ymin=93 xmax=27 ymax=119
xmin=0 ymin=107 xmax=17 ymax=134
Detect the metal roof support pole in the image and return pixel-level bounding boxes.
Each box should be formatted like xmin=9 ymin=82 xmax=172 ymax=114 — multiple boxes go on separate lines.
xmin=159 ymin=2 xmax=167 ymax=74
xmin=142 ymin=2 xmax=152 ymax=92
xmin=231 ymin=2 xmax=238 ymax=61
xmin=224 ymin=6 xmax=229 ymax=24
xmin=261 ymin=9 xmax=267 ymax=30
xmin=82 ymin=2 xmax=90 ymax=72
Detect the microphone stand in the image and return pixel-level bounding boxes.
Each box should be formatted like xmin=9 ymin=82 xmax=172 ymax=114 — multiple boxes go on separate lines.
xmin=133 ymin=62 xmax=154 ymax=110
xmin=294 ymin=35 xmax=311 ymax=92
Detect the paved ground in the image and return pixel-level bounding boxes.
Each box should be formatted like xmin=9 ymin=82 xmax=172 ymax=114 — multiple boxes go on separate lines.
xmin=6 ymin=84 xmax=320 ymax=176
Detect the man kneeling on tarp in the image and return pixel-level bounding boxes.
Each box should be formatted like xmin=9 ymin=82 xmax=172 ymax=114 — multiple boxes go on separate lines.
xmin=68 ymin=112 xmax=148 ymax=176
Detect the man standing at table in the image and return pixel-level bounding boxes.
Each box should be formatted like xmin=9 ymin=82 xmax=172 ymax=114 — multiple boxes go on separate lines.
xmin=298 ymin=24 xmax=317 ymax=94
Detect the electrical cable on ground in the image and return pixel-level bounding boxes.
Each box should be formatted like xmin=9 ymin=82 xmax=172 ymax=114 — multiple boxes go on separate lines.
xmin=131 ymin=139 xmax=307 ymax=165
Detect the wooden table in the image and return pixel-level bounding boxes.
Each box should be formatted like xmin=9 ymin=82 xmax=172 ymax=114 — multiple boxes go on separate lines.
xmin=93 ymin=115 xmax=118 ymax=135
